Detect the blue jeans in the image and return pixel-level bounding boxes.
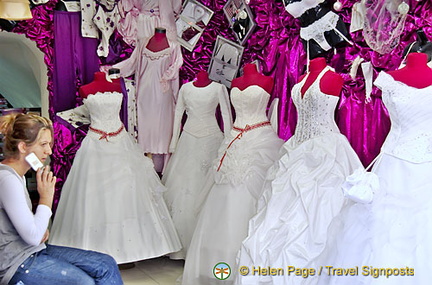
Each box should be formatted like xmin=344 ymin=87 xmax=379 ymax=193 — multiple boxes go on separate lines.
xmin=9 ymin=244 xmax=123 ymax=285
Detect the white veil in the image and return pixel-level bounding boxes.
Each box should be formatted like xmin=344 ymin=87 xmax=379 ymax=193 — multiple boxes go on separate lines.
xmin=363 ymin=0 xmax=409 ymax=54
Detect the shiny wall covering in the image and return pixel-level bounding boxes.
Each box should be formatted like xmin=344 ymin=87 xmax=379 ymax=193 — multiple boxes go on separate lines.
xmin=8 ymin=0 xmax=432 ymax=210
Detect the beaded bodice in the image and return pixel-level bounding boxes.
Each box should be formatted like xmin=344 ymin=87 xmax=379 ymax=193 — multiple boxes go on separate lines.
xmin=291 ymin=67 xmax=340 ymax=145
xmin=230 ymin=85 xmax=271 ymax=129
xmin=84 ymin=92 xmax=123 ymax=132
xmin=375 ymin=72 xmax=432 ymax=163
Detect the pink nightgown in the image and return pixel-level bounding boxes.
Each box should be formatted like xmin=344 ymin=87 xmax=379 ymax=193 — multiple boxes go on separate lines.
xmin=113 ymin=37 xmax=183 ymax=154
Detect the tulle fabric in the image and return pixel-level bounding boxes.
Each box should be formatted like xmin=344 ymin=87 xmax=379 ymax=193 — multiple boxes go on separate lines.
xmin=363 ymin=0 xmax=409 ymax=54
xmin=235 ymin=133 xmax=362 ymax=285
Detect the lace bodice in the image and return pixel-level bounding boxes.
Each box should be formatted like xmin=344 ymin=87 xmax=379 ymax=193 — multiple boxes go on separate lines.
xmin=84 ymin=92 xmax=123 ymax=132
xmin=230 ymin=86 xmax=270 ymax=129
xmin=291 ymin=67 xmax=340 ymax=145
xmin=375 ymin=72 xmax=432 ymax=163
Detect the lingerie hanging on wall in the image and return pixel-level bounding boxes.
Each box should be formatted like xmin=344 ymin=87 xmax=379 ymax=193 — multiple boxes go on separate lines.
xmin=116 ymin=0 xmax=181 ymax=46
xmin=175 ymin=0 xmax=214 ymax=51
xmin=284 ymin=0 xmax=352 ymax=59
xmin=93 ymin=1 xmax=120 ymax=57
xmin=223 ymin=0 xmax=256 ymax=45
xmin=208 ymin=36 xmax=244 ymax=88
xmin=232 ymin=9 xmax=250 ymax=40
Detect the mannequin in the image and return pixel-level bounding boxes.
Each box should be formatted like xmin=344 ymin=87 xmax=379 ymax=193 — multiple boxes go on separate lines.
xmin=78 ymin=71 xmax=122 ymax=98
xmin=389 ymin=52 xmax=432 ymax=88
xmin=300 ymin=57 xmax=343 ymax=97
xmin=193 ymin=70 xmax=212 ymax=87
xmin=146 ymin=27 xmax=170 ymax=52
xmin=231 ymin=63 xmax=273 ymax=94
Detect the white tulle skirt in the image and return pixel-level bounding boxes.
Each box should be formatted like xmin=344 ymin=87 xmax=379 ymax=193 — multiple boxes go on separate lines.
xmin=162 ymin=130 xmax=224 ymax=259
xmin=49 ymin=130 xmax=181 ymax=264
xmin=181 ymin=126 xmax=284 ymax=285
xmin=234 ymin=133 xmax=362 ymax=285
xmin=318 ymin=154 xmax=432 ymax=285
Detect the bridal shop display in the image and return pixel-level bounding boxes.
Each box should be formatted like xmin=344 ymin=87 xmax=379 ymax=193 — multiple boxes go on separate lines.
xmin=0 ymin=0 xmax=431 ymax=284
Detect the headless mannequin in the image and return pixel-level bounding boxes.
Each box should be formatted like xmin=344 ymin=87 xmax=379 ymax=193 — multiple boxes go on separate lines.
xmin=231 ymin=63 xmax=274 ymax=94
xmin=193 ymin=70 xmax=212 ymax=87
xmin=389 ymin=53 xmax=432 ymax=89
xmin=300 ymin=57 xmax=343 ymax=97
xmin=146 ymin=27 xmax=170 ymax=52
xmin=79 ymin=71 xmax=122 ymax=99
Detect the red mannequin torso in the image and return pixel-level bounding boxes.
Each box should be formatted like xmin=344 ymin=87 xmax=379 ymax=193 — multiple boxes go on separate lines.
xmin=193 ymin=70 xmax=212 ymax=87
xmin=79 ymin=72 xmax=122 ymax=99
xmin=231 ymin=63 xmax=274 ymax=94
xmin=300 ymin=57 xmax=343 ymax=97
xmin=146 ymin=27 xmax=170 ymax=52
xmin=388 ymin=53 xmax=432 ymax=88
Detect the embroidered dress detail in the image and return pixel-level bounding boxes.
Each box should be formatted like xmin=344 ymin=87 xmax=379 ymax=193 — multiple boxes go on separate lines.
xmin=217 ymin=121 xmax=271 ymax=171
xmin=142 ymin=48 xmax=171 ymax=60
xmin=89 ymin=124 xmax=124 ymax=141
xmin=291 ymin=67 xmax=340 ymax=145
xmin=143 ymin=8 xmax=159 ymax=16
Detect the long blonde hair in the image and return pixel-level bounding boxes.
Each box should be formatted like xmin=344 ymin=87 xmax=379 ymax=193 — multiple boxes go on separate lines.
xmin=0 ymin=113 xmax=53 ymax=159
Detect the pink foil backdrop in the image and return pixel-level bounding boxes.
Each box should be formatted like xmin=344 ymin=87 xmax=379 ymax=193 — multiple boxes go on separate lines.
xmin=6 ymin=0 xmax=432 ymax=210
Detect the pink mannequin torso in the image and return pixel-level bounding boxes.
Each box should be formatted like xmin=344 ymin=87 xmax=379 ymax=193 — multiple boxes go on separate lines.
xmin=193 ymin=70 xmax=212 ymax=87
xmin=146 ymin=28 xmax=170 ymax=52
xmin=231 ymin=64 xmax=273 ymax=94
xmin=388 ymin=53 xmax=432 ymax=88
xmin=300 ymin=57 xmax=343 ymax=97
xmin=79 ymin=72 xmax=122 ymax=99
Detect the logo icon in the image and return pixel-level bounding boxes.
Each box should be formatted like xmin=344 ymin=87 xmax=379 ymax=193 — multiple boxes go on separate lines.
xmin=213 ymin=262 xmax=231 ymax=280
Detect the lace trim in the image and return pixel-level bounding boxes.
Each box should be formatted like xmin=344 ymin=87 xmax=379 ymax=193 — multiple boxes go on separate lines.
xmin=142 ymin=38 xmax=172 ymax=60
xmin=300 ymin=11 xmax=339 ymax=50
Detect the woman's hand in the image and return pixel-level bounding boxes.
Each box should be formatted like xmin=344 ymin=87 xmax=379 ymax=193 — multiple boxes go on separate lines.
xmin=36 ymin=166 xmax=56 ymax=208
xmin=40 ymin=229 xmax=49 ymax=244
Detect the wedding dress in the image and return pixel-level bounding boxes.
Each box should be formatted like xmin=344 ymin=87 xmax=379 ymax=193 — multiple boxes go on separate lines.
xmin=235 ymin=66 xmax=362 ymax=285
xmin=319 ymin=71 xmax=432 ymax=284
xmin=49 ymin=92 xmax=181 ymax=263
xmin=181 ymin=84 xmax=284 ymax=285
